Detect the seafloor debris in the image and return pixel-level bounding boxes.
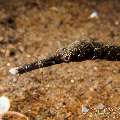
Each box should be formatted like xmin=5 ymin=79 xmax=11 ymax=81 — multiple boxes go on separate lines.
xmin=81 ymin=105 xmax=89 ymax=113
xmin=0 ymin=96 xmax=10 ymax=114
xmin=9 ymin=38 xmax=120 ymax=75
xmin=0 ymin=96 xmax=28 ymax=120
xmin=89 ymin=11 xmax=98 ymax=19
xmin=96 ymin=103 xmax=105 ymax=110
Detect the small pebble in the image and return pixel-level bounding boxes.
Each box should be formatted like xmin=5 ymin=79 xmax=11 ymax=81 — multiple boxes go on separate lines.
xmin=89 ymin=11 xmax=98 ymax=19
xmin=70 ymin=79 xmax=74 ymax=83
xmin=96 ymin=103 xmax=105 ymax=110
xmin=7 ymin=63 xmax=10 ymax=66
xmin=26 ymin=54 xmax=31 ymax=58
xmin=81 ymin=105 xmax=89 ymax=113
xmin=115 ymin=21 xmax=119 ymax=25
xmin=93 ymin=66 xmax=98 ymax=70
xmin=50 ymin=6 xmax=58 ymax=12
xmin=0 ymin=96 xmax=10 ymax=114
xmin=13 ymin=78 xmax=17 ymax=82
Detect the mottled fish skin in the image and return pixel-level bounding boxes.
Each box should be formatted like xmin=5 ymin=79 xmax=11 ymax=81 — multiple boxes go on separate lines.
xmin=14 ymin=39 xmax=120 ymax=74
xmin=57 ymin=39 xmax=120 ymax=62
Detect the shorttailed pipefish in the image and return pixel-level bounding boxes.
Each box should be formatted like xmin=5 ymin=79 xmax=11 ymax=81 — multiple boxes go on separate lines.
xmin=9 ymin=38 xmax=120 ymax=75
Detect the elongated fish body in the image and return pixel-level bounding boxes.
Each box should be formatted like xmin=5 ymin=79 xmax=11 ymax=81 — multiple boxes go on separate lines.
xmin=57 ymin=40 xmax=120 ymax=62
xmin=9 ymin=39 xmax=120 ymax=75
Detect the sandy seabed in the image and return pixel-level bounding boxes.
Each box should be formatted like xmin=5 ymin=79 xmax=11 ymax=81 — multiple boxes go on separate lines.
xmin=0 ymin=0 xmax=120 ymax=120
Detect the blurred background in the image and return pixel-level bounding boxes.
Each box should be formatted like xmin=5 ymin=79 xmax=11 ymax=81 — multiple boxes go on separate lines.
xmin=0 ymin=0 xmax=120 ymax=119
